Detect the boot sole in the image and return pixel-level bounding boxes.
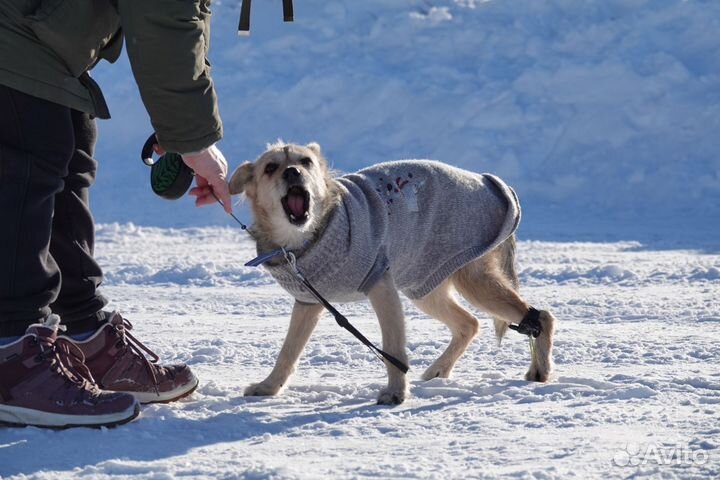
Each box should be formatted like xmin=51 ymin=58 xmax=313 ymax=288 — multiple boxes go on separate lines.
xmin=0 ymin=402 xmax=140 ymax=429
xmin=131 ymin=375 xmax=200 ymax=404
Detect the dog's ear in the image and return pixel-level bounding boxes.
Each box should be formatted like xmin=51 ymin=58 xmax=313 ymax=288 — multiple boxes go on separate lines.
xmin=229 ymin=162 xmax=254 ymax=196
xmin=305 ymin=142 xmax=322 ymax=156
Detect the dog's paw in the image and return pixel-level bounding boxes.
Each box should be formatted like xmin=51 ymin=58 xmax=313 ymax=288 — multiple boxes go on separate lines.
xmin=421 ymin=364 xmax=452 ymax=381
xmin=525 ymin=366 xmax=550 ymax=383
xmin=244 ymin=381 xmax=282 ymax=397
xmin=376 ymin=387 xmax=406 ymax=406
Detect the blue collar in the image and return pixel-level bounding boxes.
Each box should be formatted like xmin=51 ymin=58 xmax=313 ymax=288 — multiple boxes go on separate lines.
xmin=245 ymin=239 xmax=313 ymax=267
xmin=245 ymin=248 xmax=285 ymax=267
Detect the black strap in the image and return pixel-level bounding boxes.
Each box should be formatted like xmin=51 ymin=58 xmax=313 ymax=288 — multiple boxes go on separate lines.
xmin=238 ymin=0 xmax=251 ymax=34
xmin=509 ymin=307 xmax=542 ymax=338
xmin=296 ymin=274 xmax=410 ymax=374
xmin=283 ymin=0 xmax=294 ymax=22
xmin=239 ymin=0 xmax=293 ymax=34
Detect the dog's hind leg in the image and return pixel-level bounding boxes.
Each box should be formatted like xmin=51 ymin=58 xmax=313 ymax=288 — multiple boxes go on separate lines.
xmin=492 ymin=235 xmax=520 ymax=344
xmin=244 ymin=301 xmax=324 ymax=397
xmin=412 ymin=280 xmax=480 ymax=381
xmin=451 ymin=251 xmax=555 ymax=382
xmin=367 ymin=272 xmax=409 ymax=405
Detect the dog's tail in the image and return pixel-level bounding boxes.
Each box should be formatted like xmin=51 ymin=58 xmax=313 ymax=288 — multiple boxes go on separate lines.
xmin=494 ymin=234 xmax=519 ymax=345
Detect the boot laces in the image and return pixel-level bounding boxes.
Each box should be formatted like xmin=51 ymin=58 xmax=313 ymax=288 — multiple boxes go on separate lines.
xmin=113 ymin=316 xmax=161 ymax=393
xmin=37 ymin=336 xmax=99 ymax=403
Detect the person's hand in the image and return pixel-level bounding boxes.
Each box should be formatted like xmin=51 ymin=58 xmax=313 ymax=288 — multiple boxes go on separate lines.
xmin=181 ymin=144 xmax=233 ymax=213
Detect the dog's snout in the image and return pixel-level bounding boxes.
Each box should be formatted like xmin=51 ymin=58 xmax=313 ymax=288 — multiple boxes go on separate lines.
xmin=283 ymin=167 xmax=302 ymax=183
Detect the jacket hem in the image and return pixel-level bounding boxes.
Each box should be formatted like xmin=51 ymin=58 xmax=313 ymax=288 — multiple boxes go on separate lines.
xmin=0 ymin=68 xmax=96 ymax=116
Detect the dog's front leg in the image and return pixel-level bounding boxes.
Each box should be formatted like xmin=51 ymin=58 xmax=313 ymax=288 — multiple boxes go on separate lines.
xmin=244 ymin=301 xmax=324 ymax=397
xmin=367 ymin=272 xmax=409 ymax=405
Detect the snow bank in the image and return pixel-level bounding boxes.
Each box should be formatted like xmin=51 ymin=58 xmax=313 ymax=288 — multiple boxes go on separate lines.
xmin=91 ymin=0 xmax=720 ymax=244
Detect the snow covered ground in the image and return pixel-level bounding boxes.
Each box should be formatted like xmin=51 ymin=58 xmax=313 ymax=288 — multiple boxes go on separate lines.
xmin=1 ymin=226 xmax=718 ymax=479
xmin=2 ymin=0 xmax=719 ymax=478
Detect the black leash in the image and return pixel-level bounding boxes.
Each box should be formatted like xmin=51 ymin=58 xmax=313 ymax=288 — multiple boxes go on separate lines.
xmin=280 ymin=249 xmax=409 ymax=374
xmin=238 ymin=0 xmax=252 ymax=35
xmin=212 ymin=193 xmax=410 ymax=375
xmin=282 ymin=0 xmax=294 ymax=22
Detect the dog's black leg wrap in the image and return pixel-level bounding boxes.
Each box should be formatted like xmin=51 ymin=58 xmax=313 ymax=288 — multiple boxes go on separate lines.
xmin=509 ymin=307 xmax=542 ymax=338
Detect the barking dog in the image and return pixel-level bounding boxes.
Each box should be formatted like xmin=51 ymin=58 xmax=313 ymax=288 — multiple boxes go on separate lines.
xmin=229 ymin=141 xmax=556 ymax=405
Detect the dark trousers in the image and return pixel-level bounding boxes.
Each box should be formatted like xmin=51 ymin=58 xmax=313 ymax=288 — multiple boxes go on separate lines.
xmin=0 ymin=85 xmax=107 ymax=336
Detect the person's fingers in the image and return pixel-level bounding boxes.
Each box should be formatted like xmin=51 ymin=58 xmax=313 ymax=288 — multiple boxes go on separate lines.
xmin=195 ymin=194 xmax=217 ymax=207
xmin=152 ymin=144 xmax=166 ymax=156
xmin=211 ymin=180 xmax=233 ymax=213
xmin=187 ymin=176 xmax=232 ymax=212
xmin=194 ymin=175 xmax=210 ymax=188
xmin=188 ymin=186 xmax=211 ymax=197
xmin=189 ymin=178 xmax=212 ymax=197
xmin=181 ymin=154 xmax=232 ymax=212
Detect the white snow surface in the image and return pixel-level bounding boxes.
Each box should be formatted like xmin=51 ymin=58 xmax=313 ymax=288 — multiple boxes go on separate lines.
xmin=2 ymin=227 xmax=719 ymax=479
xmin=2 ymin=0 xmax=720 ymax=478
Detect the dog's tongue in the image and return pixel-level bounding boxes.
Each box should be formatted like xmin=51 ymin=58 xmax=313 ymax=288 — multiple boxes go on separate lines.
xmin=287 ymin=193 xmax=305 ymax=217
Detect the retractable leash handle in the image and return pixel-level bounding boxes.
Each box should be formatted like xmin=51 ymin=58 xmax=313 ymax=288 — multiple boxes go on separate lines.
xmin=141 ymin=133 xmax=195 ymax=200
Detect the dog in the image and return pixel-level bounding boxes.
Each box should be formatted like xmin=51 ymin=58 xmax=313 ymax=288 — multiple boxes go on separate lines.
xmin=229 ymin=141 xmax=556 ymax=405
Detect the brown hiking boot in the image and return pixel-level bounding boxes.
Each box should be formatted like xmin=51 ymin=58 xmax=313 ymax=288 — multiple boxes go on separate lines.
xmin=61 ymin=312 xmax=198 ymax=404
xmin=0 ymin=316 xmax=139 ymax=428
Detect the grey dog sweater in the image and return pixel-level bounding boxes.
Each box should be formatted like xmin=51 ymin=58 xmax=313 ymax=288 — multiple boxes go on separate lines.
xmin=263 ymin=160 xmax=521 ymax=303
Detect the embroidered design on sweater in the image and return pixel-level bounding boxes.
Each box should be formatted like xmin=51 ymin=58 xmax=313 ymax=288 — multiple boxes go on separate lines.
xmin=375 ymin=171 xmax=425 ymax=214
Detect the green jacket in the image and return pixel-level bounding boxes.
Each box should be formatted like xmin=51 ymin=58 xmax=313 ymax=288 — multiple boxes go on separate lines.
xmin=0 ymin=0 xmax=222 ymax=153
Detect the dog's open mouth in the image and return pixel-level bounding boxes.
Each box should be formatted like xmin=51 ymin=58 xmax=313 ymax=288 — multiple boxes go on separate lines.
xmin=281 ymin=186 xmax=310 ymax=225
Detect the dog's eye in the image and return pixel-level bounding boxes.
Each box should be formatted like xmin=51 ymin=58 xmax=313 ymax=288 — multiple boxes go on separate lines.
xmin=300 ymin=157 xmax=313 ymax=167
xmin=264 ymin=163 xmax=278 ymax=175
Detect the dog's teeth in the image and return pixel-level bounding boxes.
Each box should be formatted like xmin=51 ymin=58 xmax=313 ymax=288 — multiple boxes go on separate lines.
xmin=290 ymin=214 xmax=297 ymax=220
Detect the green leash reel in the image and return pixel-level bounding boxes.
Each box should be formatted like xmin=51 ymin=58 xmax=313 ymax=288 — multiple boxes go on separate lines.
xmin=141 ymin=133 xmax=195 ymax=200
